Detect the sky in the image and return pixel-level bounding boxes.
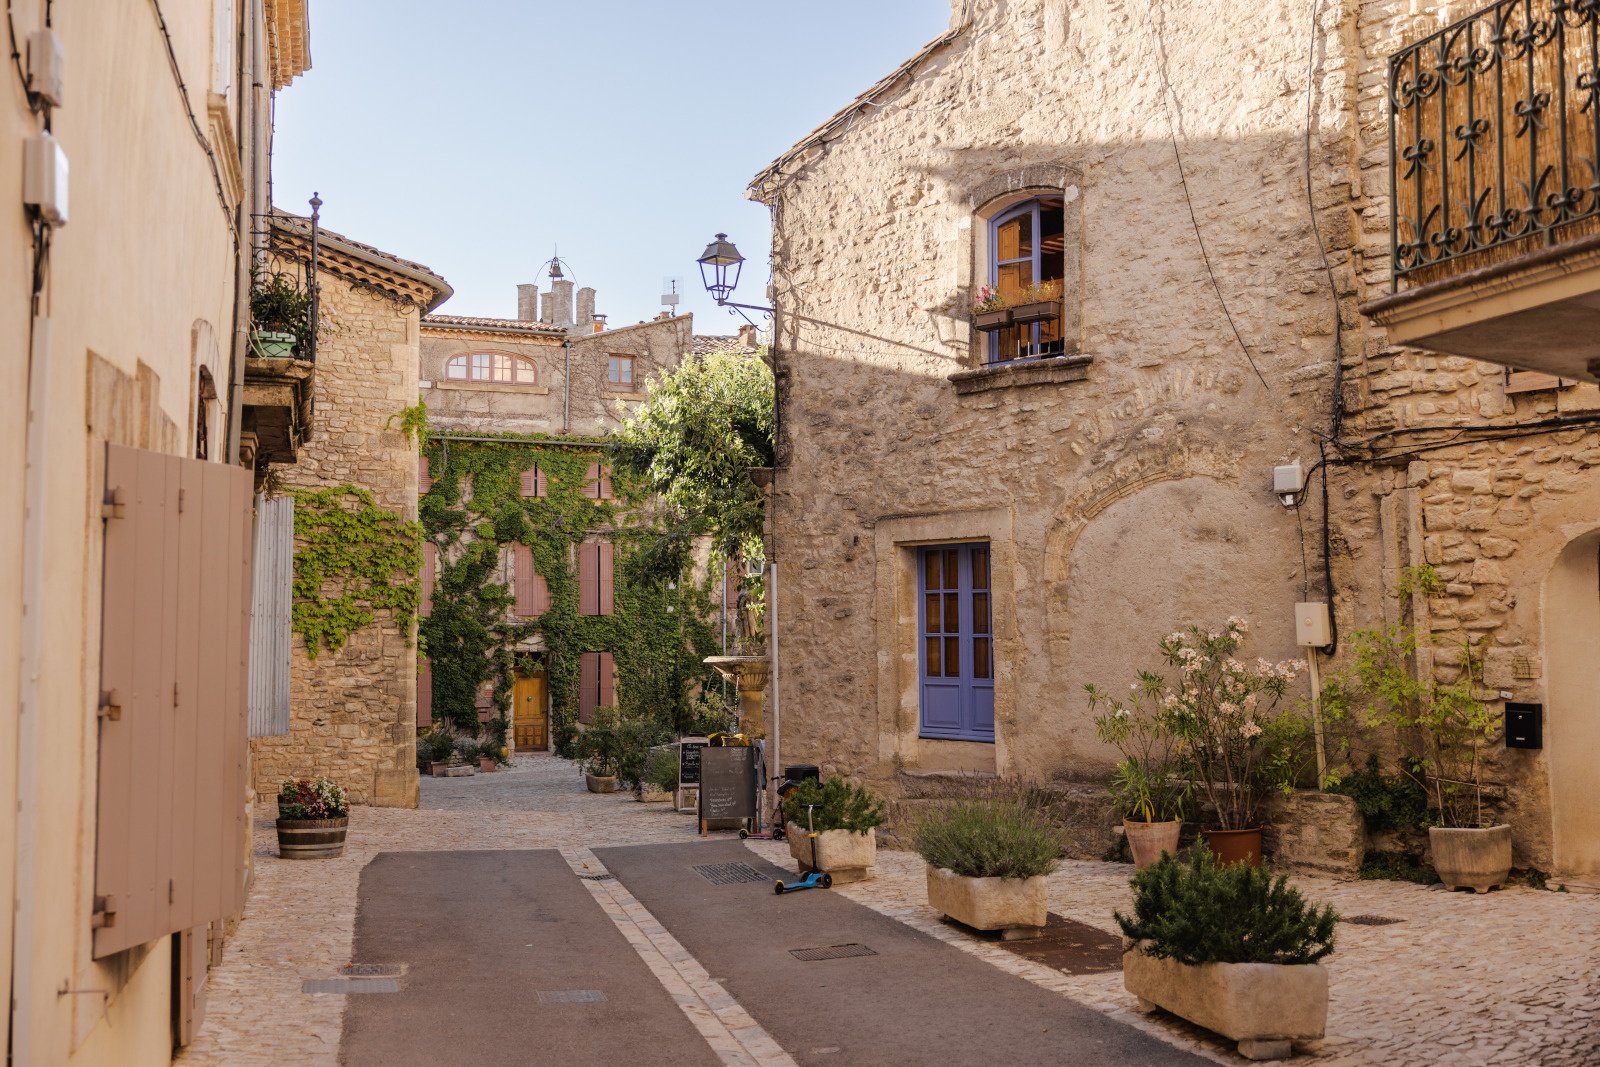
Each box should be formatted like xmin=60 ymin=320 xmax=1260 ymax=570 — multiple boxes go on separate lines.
xmin=272 ymin=1 xmax=950 ymax=335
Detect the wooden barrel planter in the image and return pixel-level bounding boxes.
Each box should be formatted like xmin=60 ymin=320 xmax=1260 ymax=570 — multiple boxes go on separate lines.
xmin=276 ymin=816 xmax=349 ymax=859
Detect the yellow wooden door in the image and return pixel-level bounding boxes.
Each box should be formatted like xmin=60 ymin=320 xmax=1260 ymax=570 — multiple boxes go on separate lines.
xmin=513 ymin=674 xmax=548 ymax=751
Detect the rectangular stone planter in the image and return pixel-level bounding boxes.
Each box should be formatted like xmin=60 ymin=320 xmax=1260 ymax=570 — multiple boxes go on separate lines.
xmin=639 ymin=788 xmax=672 ymax=803
xmin=1124 ymin=948 xmax=1328 ymax=1060
xmin=924 ymin=865 xmax=1047 ymax=939
xmin=433 ymin=763 xmax=473 ymax=777
xmin=787 ymin=824 xmax=875 ymax=884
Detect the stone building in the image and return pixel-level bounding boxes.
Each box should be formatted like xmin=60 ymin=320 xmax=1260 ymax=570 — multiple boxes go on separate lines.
xmin=754 ymin=0 xmax=1600 ymax=884
xmin=247 ymin=215 xmax=450 ymax=808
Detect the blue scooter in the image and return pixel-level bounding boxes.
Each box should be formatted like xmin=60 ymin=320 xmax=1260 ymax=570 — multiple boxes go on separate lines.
xmin=774 ymin=804 xmax=832 ymax=894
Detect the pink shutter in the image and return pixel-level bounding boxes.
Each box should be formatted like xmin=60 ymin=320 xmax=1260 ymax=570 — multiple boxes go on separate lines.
xmin=599 ymin=651 xmax=616 ymax=707
xmin=513 ymin=543 xmax=535 ymax=616
xmin=531 ymin=574 xmax=551 ymax=616
xmin=598 ymin=541 xmax=614 ymax=616
xmin=578 ymin=543 xmax=599 ymax=616
xmin=599 ymin=464 xmax=613 ymax=500
xmin=421 ymin=543 xmax=436 ymax=617
xmin=583 ymin=462 xmax=601 ymax=499
xmin=419 ymin=454 xmax=431 ymax=493
xmin=417 ymin=656 xmax=432 ymax=729
xmin=520 ymin=465 xmax=546 ymax=498
xmin=580 ymin=652 xmax=601 ymax=724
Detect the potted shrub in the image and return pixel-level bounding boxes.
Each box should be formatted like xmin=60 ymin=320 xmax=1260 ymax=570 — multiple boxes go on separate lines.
xmin=638 ymin=746 xmax=678 ymax=803
xmin=420 ymin=728 xmax=455 ymax=777
xmin=249 ymin=271 xmax=311 ymax=359
xmin=781 ymin=776 xmax=886 ymax=884
xmin=913 ymin=795 xmax=1060 ymax=939
xmin=575 ymin=707 xmax=623 ymax=793
xmin=1118 ymin=848 xmax=1337 ymax=1060
xmin=970 ymin=285 xmax=1012 ymax=329
xmin=477 ymin=739 xmax=504 ymax=773
xmin=276 ymin=777 xmax=349 ymax=859
xmin=615 ymin=709 xmax=672 ymax=795
xmin=1088 ymin=675 xmax=1192 ymax=869
xmin=1009 ymin=279 xmax=1062 ymax=326
xmin=1338 ymin=624 xmax=1509 ymax=891
xmin=1160 ymin=619 xmax=1308 ymax=866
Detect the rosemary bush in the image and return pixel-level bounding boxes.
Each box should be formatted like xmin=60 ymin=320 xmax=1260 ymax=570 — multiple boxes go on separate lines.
xmin=913 ymin=798 xmax=1061 ymax=880
xmin=1116 ymin=848 xmax=1338 ymax=966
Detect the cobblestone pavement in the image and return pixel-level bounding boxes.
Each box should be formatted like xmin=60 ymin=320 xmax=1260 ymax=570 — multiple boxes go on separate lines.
xmin=744 ymin=840 xmax=1600 ymax=1066
xmin=183 ymin=757 xmax=1600 ymax=1066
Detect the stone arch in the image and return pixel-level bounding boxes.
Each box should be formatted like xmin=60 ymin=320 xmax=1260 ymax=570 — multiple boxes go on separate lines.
xmin=1542 ymin=526 xmax=1600 ymax=887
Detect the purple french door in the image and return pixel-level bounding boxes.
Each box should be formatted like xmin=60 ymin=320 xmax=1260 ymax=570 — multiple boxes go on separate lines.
xmin=918 ymin=543 xmax=995 ymax=742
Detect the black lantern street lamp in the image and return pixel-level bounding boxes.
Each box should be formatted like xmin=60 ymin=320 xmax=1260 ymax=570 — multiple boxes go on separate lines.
xmin=696 ymin=233 xmax=772 ymax=319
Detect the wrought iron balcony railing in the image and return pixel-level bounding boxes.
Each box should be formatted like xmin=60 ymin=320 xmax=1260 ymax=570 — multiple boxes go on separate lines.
xmin=1388 ymin=0 xmax=1600 ymax=289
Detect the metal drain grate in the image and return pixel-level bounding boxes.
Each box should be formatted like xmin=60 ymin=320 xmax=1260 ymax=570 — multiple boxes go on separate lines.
xmin=789 ymin=943 xmax=878 ymax=962
xmin=537 ymin=989 xmax=608 ymax=1004
xmin=577 ymin=873 xmax=616 ymax=882
xmin=1343 ymin=914 xmax=1404 ymax=926
xmin=340 ymin=964 xmax=403 ymax=978
xmin=693 ymin=862 xmax=768 ymax=886
xmin=302 ymin=978 xmax=400 ymax=994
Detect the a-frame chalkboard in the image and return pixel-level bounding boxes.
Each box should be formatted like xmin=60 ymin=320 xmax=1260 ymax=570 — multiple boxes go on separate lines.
xmin=697 ymin=746 xmax=757 ymax=835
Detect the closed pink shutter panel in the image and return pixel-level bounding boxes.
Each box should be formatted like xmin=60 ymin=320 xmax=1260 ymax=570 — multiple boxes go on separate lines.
xmin=513 ymin=543 xmax=536 ymax=616
xmin=532 ymin=574 xmax=551 ymax=615
xmin=583 ymin=462 xmax=601 ymax=499
xmin=417 ymin=656 xmax=432 ymax=728
xmin=599 ymin=651 xmax=616 ymax=707
xmin=520 ymin=465 xmax=546 ymax=498
xmin=580 ymin=652 xmax=600 ymax=724
xmin=422 ymin=543 xmax=436 ymax=617
xmin=419 ymin=454 xmax=430 ymax=492
xmin=599 ymin=542 xmax=614 ymax=616
xmin=578 ymin=543 xmax=598 ymax=615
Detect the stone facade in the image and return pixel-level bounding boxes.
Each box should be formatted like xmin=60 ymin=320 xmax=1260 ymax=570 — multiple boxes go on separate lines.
xmin=754 ymin=0 xmax=1600 ymax=881
xmin=248 ymin=221 xmax=450 ymax=808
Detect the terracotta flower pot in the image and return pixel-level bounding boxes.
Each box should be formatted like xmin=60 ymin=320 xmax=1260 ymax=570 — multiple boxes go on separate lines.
xmin=1202 ymin=827 xmax=1263 ymax=868
xmin=478 ymin=756 xmax=497 ymax=773
xmin=1429 ymin=824 xmax=1512 ymax=893
xmin=1124 ymin=819 xmax=1181 ymax=870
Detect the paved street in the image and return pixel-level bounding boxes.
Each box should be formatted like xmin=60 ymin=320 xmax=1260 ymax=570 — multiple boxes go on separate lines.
xmin=179 ymin=756 xmax=1600 ymax=1066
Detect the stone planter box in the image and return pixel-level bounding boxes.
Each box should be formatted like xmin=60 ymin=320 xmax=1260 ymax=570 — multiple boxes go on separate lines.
xmin=924 ymin=864 xmax=1047 ymax=940
xmin=787 ymin=824 xmax=876 ymax=884
xmin=586 ymin=773 xmax=618 ymax=794
xmin=639 ymin=787 xmax=673 ymax=803
xmin=1125 ymin=948 xmax=1328 ymax=1060
xmin=1430 ymin=824 xmax=1512 ymax=893
xmin=432 ymin=763 xmax=473 ymax=777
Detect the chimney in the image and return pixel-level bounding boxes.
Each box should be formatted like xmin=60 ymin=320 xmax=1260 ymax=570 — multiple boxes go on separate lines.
xmin=592 ymin=314 xmax=607 ymax=333
xmin=517 ymin=284 xmax=539 ymax=321
xmin=738 ymin=324 xmax=759 ymax=350
xmin=575 ymin=286 xmax=596 ymax=329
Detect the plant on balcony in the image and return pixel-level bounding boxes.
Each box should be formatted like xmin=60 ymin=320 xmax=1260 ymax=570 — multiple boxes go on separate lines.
xmin=1087 ymin=675 xmax=1192 ymax=869
xmin=250 ymin=270 xmax=313 ymax=358
xmin=970 ymin=285 xmax=1012 ymax=329
xmin=1010 ymin=279 xmax=1063 ymax=325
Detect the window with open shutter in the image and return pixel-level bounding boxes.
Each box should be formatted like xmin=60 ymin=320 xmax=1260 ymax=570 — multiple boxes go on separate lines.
xmin=583 ymin=461 xmax=613 ymax=500
xmin=520 ymin=464 xmax=546 ymax=498
xmin=94 ymin=444 xmax=255 ymax=958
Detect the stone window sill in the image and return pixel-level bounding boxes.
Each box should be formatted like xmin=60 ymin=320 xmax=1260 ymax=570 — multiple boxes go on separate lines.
xmin=427 ymin=380 xmax=550 ymax=395
xmin=949 ymin=353 xmax=1092 ymax=395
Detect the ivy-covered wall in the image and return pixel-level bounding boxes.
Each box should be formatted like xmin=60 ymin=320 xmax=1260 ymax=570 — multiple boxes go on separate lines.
xmin=420 ymin=435 xmax=720 ymax=754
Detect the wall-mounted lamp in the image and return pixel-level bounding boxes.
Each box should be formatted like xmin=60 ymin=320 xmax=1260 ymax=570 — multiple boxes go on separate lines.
xmin=696 ymin=233 xmax=773 ymax=324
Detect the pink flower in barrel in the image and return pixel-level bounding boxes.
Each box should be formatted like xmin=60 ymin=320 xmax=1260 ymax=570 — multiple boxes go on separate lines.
xmin=276 ymin=776 xmax=349 ymax=859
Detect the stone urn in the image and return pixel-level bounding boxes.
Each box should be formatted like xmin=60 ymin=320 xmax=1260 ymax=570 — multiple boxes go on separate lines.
xmin=787 ymin=824 xmax=876 ymax=884
xmin=1125 ymin=947 xmax=1329 ymax=1060
xmin=925 ymin=864 xmax=1047 ymax=941
xmin=1124 ymin=820 xmax=1181 ymax=870
xmin=1429 ymin=824 xmax=1513 ymax=893
xmin=703 ymin=655 xmax=771 ymax=737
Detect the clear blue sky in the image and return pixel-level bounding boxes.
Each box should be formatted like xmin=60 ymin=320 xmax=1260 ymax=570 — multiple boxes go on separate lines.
xmin=272 ymin=1 xmax=949 ymax=334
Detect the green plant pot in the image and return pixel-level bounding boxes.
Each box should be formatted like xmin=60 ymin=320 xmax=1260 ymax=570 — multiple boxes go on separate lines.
xmin=252 ymin=329 xmax=299 ymax=359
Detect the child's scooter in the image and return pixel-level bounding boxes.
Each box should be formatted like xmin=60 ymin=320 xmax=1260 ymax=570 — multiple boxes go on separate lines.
xmin=773 ymin=804 xmax=831 ymax=894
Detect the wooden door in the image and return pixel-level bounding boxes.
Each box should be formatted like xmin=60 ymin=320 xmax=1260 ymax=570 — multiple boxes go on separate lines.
xmin=512 ymin=674 xmax=548 ymax=751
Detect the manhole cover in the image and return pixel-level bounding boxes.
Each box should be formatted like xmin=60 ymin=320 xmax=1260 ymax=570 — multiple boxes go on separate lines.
xmin=693 ymin=862 xmax=767 ymax=886
xmin=340 ymin=964 xmax=403 ymax=978
xmin=992 ymin=913 xmax=1124 ymax=975
xmin=789 ymin=943 xmax=878 ymax=961
xmin=537 ymin=989 xmax=608 ymax=1004
xmin=1343 ymin=914 xmax=1404 ymax=926
xmin=576 ymin=873 xmax=616 ymax=882
xmin=302 ymin=978 xmax=400 ymax=994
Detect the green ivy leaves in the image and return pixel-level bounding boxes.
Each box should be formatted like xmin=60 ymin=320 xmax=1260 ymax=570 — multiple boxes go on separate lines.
xmin=292 ymin=486 xmax=423 ymax=659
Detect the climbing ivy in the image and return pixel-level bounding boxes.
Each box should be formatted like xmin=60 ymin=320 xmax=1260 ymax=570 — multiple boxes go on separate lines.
xmin=291 ymin=486 xmax=424 ymax=659
xmin=419 ymin=437 xmax=720 ymax=751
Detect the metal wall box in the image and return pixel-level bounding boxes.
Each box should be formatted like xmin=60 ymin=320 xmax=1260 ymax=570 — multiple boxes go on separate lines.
xmin=1505 ymin=702 xmax=1543 ymax=750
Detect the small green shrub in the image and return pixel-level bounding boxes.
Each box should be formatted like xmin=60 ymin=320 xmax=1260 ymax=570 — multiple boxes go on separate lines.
xmin=644 ymin=747 xmax=680 ymax=794
xmin=1116 ymin=848 xmax=1337 ymax=966
xmin=1358 ymin=850 xmax=1436 ymax=885
xmin=475 ymin=738 xmax=507 ymax=765
xmin=779 ymin=776 xmax=886 ymax=834
xmin=1327 ymin=754 xmax=1429 ymax=832
xmin=913 ymin=798 xmax=1061 ymax=880
xmin=420 ymin=729 xmax=454 ymax=765
xmin=615 ymin=711 xmax=673 ymax=789
xmin=574 ymin=707 xmax=625 ymax=777
xmin=684 ymin=690 xmax=740 ymax=737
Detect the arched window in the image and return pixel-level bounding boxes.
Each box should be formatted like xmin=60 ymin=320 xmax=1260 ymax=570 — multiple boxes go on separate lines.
xmin=985 ymin=196 xmax=1065 ymax=364
xmin=445 ymin=352 xmax=538 ymax=385
xmin=195 ymin=366 xmax=219 ymax=461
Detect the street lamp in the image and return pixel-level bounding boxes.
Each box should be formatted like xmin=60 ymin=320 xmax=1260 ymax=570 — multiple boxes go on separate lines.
xmin=696 ymin=233 xmax=772 ymax=317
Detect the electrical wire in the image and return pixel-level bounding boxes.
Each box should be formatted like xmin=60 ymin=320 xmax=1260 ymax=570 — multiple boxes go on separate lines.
xmin=6 ymin=0 xmax=39 ymax=113
xmin=1147 ymin=0 xmax=1271 ymax=392
xmin=148 ymin=0 xmax=239 ymax=242
xmin=1303 ymin=0 xmax=1346 ymax=440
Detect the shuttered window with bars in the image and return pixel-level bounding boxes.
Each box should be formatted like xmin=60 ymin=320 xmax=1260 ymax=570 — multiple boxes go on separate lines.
xmin=94 ymin=444 xmax=255 ymax=958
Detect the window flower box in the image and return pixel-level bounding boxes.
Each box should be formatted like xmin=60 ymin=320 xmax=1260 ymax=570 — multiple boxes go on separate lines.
xmin=972 ymin=308 xmax=1012 ymax=330
xmin=1009 ymin=300 xmax=1059 ymax=326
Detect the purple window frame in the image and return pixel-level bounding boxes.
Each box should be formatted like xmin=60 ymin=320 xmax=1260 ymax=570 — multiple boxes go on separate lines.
xmin=986 ymin=198 xmax=1066 ymax=365
xmin=917 ymin=543 xmax=995 ymax=742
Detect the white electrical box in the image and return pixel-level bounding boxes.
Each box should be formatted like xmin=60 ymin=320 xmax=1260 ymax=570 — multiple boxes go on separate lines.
xmin=23 ymin=132 xmax=69 ymax=226
xmin=27 ymin=29 xmax=64 ymax=106
xmin=1295 ymin=601 xmax=1330 ymax=647
xmin=1274 ymin=462 xmax=1306 ymax=504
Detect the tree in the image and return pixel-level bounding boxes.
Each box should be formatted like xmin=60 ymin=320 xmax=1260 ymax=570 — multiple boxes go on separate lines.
xmin=612 ymin=349 xmax=775 ymax=564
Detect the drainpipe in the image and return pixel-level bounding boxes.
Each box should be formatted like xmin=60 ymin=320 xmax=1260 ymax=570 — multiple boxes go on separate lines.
xmin=225 ymin=0 xmax=257 ymax=466
xmin=766 ymin=560 xmax=782 ymax=828
xmin=562 ymin=337 xmax=572 ymax=433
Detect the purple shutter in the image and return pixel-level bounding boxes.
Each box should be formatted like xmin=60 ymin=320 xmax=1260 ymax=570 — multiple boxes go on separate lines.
xmin=917 ymin=543 xmax=994 ymax=742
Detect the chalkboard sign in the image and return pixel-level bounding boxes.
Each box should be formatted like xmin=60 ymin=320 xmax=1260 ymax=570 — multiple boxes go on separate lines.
xmin=698 ymin=746 xmax=756 ymax=830
xmin=678 ymin=739 xmax=707 ymax=786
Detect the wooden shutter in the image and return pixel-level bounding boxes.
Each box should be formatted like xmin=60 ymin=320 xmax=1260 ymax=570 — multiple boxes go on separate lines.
xmin=583 ymin=462 xmax=601 ymax=499
xmin=247 ymin=494 xmax=292 ymax=738
xmin=419 ymin=454 xmax=431 ymax=492
xmin=417 ymin=656 xmax=432 ymax=729
xmin=578 ymin=543 xmax=599 ymax=615
xmin=94 ymin=444 xmax=254 ymax=958
xmin=599 ymin=651 xmax=616 ymax=707
xmin=531 ymin=574 xmax=550 ymax=616
xmin=421 ymin=542 xmax=436 ymax=617
xmin=580 ymin=652 xmax=601 ymax=724
xmin=520 ymin=464 xmax=546 ymax=498
xmin=598 ymin=541 xmax=614 ymax=616
xmin=512 ymin=547 xmax=537 ymax=614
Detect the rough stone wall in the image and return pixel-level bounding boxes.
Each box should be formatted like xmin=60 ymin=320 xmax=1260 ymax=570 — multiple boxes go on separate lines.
xmin=761 ymin=0 xmax=1350 ymax=790
xmin=420 ymin=315 xmax=691 ymax=437
xmin=249 ymin=276 xmax=423 ymax=808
